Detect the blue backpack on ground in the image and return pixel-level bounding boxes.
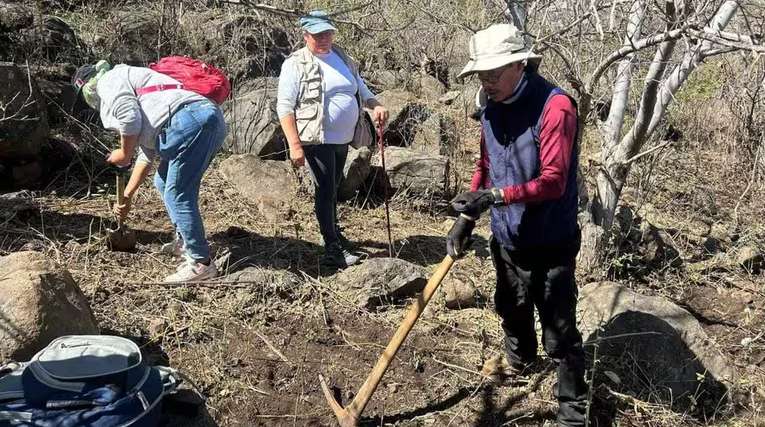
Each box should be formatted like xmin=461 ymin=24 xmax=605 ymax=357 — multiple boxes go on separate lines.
xmin=0 ymin=335 xmax=181 ymax=426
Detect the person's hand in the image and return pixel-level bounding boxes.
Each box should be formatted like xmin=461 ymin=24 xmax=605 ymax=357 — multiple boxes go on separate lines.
xmin=106 ymin=149 xmax=131 ymax=168
xmin=289 ymin=145 xmax=305 ymax=168
xmin=451 ymin=188 xmax=502 ymax=217
xmin=372 ymin=105 xmax=389 ymax=127
xmin=113 ymin=195 xmax=132 ymax=222
xmin=446 ymin=214 xmax=476 ymax=258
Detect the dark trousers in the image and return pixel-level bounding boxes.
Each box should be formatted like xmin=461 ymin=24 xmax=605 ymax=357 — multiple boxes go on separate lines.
xmin=490 ymin=235 xmax=588 ymax=427
xmin=304 ymin=143 xmax=349 ymax=247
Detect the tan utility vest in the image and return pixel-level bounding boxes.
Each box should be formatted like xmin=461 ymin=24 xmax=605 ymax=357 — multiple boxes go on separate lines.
xmin=290 ymin=45 xmax=364 ymax=146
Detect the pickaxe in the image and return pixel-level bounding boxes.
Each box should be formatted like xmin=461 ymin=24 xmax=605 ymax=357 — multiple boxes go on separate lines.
xmin=319 ymin=254 xmax=455 ymax=426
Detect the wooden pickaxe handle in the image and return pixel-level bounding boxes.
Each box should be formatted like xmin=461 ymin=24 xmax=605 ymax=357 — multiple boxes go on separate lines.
xmin=320 ymin=255 xmax=456 ymax=426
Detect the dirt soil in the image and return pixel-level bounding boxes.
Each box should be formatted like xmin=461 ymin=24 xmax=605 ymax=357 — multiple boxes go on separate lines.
xmin=2 ymin=132 xmax=765 ymax=426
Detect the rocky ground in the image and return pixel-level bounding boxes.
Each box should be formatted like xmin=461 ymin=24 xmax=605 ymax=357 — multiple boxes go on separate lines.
xmin=2 ymin=124 xmax=764 ymax=426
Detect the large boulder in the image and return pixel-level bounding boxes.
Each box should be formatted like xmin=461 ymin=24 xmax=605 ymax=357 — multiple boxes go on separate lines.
xmin=412 ymin=113 xmax=458 ymax=157
xmin=181 ymin=14 xmax=290 ymax=80
xmin=0 ymin=251 xmax=98 ymax=361
xmin=373 ymin=146 xmax=449 ymax=197
xmin=98 ymin=11 xmax=160 ymax=64
xmin=0 ymin=2 xmax=33 ymax=34
xmin=219 ymin=154 xmax=298 ymax=222
xmin=336 ymin=258 xmax=428 ymax=310
xmin=224 ymin=78 xmax=286 ymax=160
xmin=373 ymin=90 xmax=428 ymax=146
xmin=417 ymin=74 xmax=446 ymax=102
xmin=0 ymin=62 xmax=49 ymax=161
xmin=579 ymin=281 xmax=735 ymax=410
xmin=22 ymin=16 xmax=79 ymax=62
xmin=29 ymin=63 xmax=81 ymax=125
xmin=338 ymin=146 xmax=372 ymax=202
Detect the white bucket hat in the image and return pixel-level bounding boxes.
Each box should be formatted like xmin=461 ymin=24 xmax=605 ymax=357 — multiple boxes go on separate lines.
xmin=458 ymin=23 xmax=542 ymax=79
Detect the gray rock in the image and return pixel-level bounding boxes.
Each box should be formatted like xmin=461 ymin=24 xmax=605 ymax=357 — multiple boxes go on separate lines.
xmin=336 ymin=258 xmax=428 ymax=309
xmin=373 ymin=146 xmax=449 ymax=197
xmin=640 ymin=222 xmax=682 ymax=268
xmin=0 ymin=251 xmax=99 ymax=361
xmin=443 ymin=278 xmax=477 ymax=310
xmin=418 ymin=74 xmax=446 ymax=101
xmin=438 ymin=90 xmax=461 ymax=105
xmin=0 ymin=3 xmax=33 ymax=32
xmin=579 ymin=281 xmax=735 ymax=409
xmin=101 ymin=11 xmax=160 ymax=64
xmin=412 ymin=113 xmax=458 ymax=157
xmin=338 ymin=146 xmax=372 ymax=201
xmin=219 ymin=154 xmax=297 ymax=222
xmin=224 ymin=78 xmax=286 ymax=160
xmin=373 ymin=90 xmax=429 ymax=146
xmin=710 ymin=222 xmax=736 ymax=244
xmin=0 ymin=62 xmax=49 ymax=161
xmin=367 ymin=69 xmax=402 ymax=91
xmin=222 ymin=267 xmax=301 ymax=298
xmin=736 ymin=245 xmax=764 ymax=273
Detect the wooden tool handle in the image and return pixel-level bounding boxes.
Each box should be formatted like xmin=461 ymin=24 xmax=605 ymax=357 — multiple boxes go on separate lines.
xmin=116 ymin=174 xmax=125 ymax=228
xmin=347 ymin=255 xmax=455 ymax=418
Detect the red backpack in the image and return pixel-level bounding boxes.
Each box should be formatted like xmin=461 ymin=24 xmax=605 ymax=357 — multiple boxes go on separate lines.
xmin=136 ymin=56 xmax=231 ymax=104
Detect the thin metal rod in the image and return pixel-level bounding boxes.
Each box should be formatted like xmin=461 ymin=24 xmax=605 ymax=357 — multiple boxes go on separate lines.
xmin=377 ymin=124 xmax=394 ymax=257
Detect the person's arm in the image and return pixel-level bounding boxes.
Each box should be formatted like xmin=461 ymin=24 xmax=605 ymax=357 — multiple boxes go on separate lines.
xmin=359 ymin=79 xmax=389 ymax=127
xmin=106 ymin=133 xmax=138 ymax=167
xmin=469 ymin=129 xmax=490 ymax=192
xmin=276 ymin=58 xmax=304 ymax=167
xmin=102 ymin=74 xmax=143 ymax=167
xmin=279 ymin=114 xmax=304 ymax=167
xmin=113 ymin=149 xmax=153 ymax=220
xmin=499 ymin=95 xmax=577 ymax=204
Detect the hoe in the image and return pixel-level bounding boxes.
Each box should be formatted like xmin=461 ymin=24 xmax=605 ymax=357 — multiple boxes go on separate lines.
xmin=319 ymin=254 xmax=455 ymax=426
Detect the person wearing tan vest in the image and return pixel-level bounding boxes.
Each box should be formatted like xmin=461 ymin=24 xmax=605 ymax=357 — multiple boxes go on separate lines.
xmin=277 ymin=10 xmax=388 ymax=269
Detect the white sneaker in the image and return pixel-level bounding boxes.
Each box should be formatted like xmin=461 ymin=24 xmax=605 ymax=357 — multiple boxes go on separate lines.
xmin=163 ymin=260 xmax=217 ymax=283
xmin=160 ymin=237 xmax=185 ymax=257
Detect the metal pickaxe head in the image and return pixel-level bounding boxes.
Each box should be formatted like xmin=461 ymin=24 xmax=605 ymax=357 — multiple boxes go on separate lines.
xmin=319 ymin=374 xmax=359 ymax=427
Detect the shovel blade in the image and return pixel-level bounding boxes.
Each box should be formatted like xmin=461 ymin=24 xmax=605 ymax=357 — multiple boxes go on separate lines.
xmin=106 ymin=227 xmax=137 ymax=252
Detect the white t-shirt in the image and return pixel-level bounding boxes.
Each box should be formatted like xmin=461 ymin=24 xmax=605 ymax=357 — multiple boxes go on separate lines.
xmin=96 ymin=65 xmax=206 ymax=162
xmin=314 ymin=51 xmax=358 ymax=144
xmin=276 ymin=49 xmax=376 ymax=144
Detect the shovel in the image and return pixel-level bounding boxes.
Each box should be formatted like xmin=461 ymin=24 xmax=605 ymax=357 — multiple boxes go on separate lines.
xmin=319 ymin=254 xmax=455 ymax=426
xmin=106 ymin=169 xmax=137 ymax=252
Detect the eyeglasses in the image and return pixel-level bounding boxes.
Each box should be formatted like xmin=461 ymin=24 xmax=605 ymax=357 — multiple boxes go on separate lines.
xmin=477 ymin=66 xmax=509 ymax=84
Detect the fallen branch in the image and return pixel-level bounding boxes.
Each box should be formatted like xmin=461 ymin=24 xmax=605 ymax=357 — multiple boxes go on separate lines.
xmin=252 ymin=329 xmax=291 ymax=365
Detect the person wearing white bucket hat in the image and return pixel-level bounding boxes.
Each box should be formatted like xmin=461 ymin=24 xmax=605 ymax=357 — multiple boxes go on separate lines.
xmin=446 ymin=23 xmax=587 ymax=426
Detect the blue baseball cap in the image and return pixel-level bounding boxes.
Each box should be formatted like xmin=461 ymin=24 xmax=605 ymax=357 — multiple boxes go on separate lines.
xmin=299 ymin=10 xmax=337 ymax=34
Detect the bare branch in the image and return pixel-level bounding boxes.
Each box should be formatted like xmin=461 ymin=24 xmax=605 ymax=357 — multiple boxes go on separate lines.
xmin=644 ymin=0 xmax=741 ymax=139
xmin=602 ymin=0 xmax=647 ymax=150
xmin=619 ymin=0 xmax=680 ymax=155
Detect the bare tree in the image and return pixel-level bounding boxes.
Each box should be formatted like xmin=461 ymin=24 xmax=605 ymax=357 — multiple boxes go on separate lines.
xmin=502 ymin=0 xmax=764 ymax=268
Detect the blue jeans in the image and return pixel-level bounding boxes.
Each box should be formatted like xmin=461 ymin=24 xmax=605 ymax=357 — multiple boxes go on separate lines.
xmin=154 ymin=100 xmax=226 ymax=261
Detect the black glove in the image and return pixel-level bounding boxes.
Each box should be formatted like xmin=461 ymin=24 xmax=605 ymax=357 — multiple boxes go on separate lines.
xmin=446 ymin=214 xmax=476 ymax=258
xmin=451 ymin=188 xmax=503 ymax=217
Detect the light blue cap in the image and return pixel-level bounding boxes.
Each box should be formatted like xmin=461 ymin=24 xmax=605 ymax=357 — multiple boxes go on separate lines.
xmin=299 ymin=10 xmax=337 ymax=34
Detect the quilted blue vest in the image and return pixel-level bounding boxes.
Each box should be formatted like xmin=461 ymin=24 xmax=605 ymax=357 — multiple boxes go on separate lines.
xmin=482 ymin=72 xmax=579 ymax=250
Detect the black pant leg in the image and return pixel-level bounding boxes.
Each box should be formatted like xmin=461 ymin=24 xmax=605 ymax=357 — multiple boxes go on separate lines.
xmin=535 ymin=257 xmax=588 ymax=427
xmin=304 ymin=144 xmax=339 ymax=246
xmin=490 ymin=237 xmax=538 ymax=366
xmin=332 ymin=144 xmax=349 ymax=230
